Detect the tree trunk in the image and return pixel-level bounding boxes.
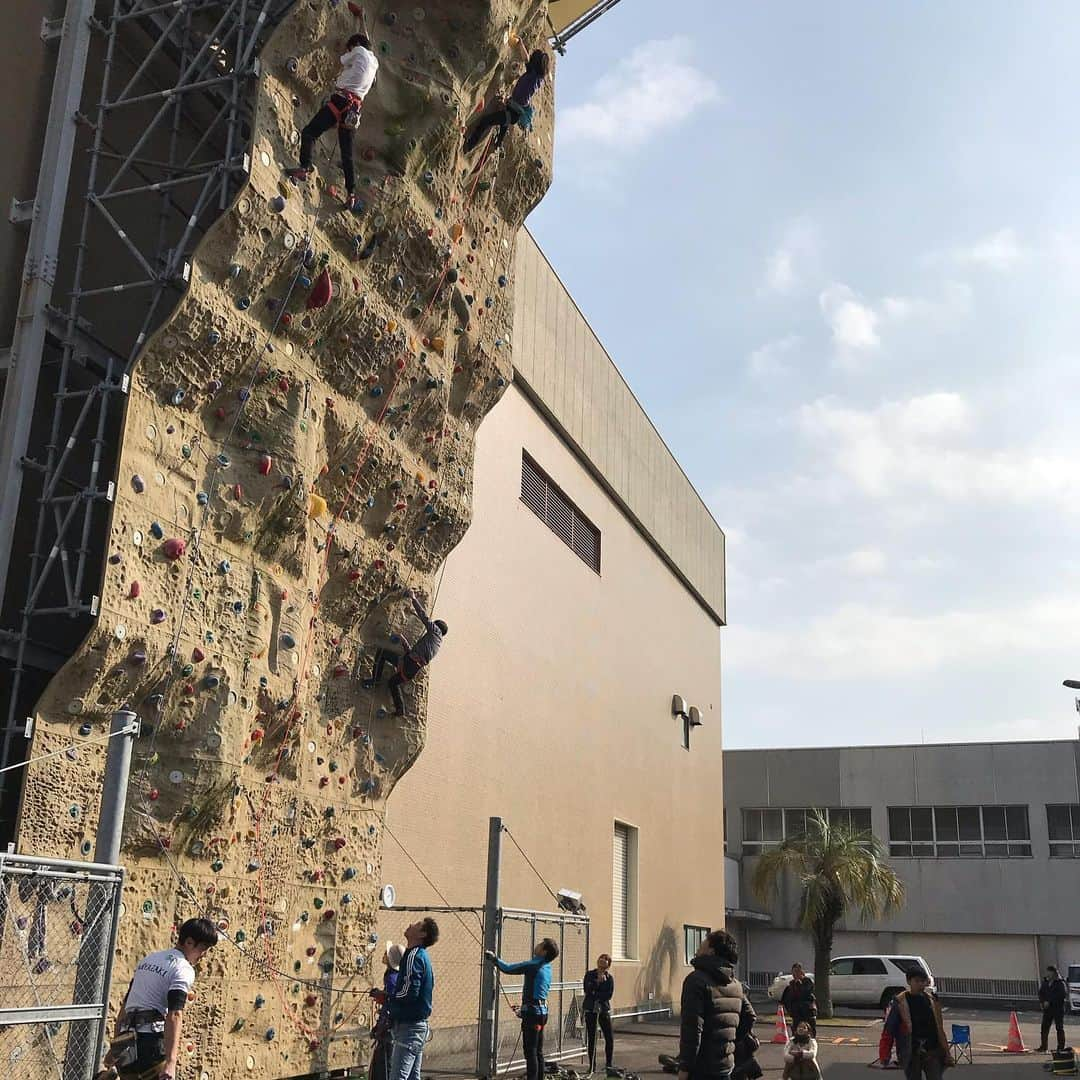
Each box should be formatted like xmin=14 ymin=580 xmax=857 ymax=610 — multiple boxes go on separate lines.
xmin=812 ymin=923 xmax=835 ymax=1019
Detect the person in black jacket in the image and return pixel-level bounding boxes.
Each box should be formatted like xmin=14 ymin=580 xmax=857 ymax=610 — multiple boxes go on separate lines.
xmin=583 ymin=953 xmax=615 ymax=1073
xmin=363 ymin=590 xmax=447 ymax=717
xmin=779 ymin=964 xmax=817 ymax=1037
xmin=678 ymin=930 xmax=755 ymax=1080
xmin=1037 ymin=965 xmax=1068 ymax=1053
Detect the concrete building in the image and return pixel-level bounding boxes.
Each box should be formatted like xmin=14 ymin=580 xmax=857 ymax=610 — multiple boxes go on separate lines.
xmin=381 ymin=231 xmax=727 ymax=1015
xmin=724 ymin=738 xmax=1080 ymax=997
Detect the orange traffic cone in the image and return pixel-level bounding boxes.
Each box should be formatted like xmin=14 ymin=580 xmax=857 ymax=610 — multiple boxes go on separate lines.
xmin=771 ymin=1005 xmax=792 ymax=1044
xmin=1004 ymin=1011 xmax=1028 ymax=1053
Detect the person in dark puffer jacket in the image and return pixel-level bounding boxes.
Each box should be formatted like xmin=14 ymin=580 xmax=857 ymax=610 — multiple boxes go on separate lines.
xmin=678 ymin=929 xmax=756 ymax=1080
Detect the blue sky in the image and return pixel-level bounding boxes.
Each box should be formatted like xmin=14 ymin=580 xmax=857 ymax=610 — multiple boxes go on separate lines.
xmin=528 ymin=0 xmax=1080 ymax=749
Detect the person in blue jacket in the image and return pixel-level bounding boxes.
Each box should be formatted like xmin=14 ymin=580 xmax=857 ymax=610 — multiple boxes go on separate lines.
xmin=388 ymin=918 xmax=440 ymax=1080
xmin=486 ymin=938 xmax=560 ymax=1080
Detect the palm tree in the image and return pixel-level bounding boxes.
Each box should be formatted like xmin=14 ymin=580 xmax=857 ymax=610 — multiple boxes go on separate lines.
xmin=751 ymin=811 xmax=904 ymax=1018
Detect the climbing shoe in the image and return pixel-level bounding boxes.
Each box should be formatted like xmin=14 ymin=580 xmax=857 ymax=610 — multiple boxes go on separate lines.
xmin=284 ymin=167 xmax=310 ymax=183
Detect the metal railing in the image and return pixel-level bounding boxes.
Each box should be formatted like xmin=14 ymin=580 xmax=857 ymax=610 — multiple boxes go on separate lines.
xmin=936 ymin=976 xmax=1040 ymax=1001
xmin=0 ymin=851 xmax=124 ymax=1080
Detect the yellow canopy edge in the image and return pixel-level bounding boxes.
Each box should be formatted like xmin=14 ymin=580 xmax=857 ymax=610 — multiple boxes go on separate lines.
xmin=548 ymin=0 xmax=607 ymax=34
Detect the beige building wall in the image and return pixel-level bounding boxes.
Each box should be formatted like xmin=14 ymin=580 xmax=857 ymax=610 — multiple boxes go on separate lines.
xmin=382 ymin=380 xmax=724 ymax=1012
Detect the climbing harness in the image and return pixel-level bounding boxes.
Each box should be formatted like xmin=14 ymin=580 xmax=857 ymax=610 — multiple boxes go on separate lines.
xmin=327 ymin=90 xmax=364 ymax=130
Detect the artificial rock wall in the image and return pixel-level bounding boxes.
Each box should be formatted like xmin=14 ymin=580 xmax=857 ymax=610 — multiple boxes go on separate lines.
xmin=15 ymin=1 xmax=553 ymax=1075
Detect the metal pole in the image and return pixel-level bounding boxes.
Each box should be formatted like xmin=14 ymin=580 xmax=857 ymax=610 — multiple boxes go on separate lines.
xmin=0 ymin=0 xmax=98 ymax=618
xmin=477 ymin=816 xmax=502 ymax=1079
xmin=63 ymin=709 xmax=138 ymax=1080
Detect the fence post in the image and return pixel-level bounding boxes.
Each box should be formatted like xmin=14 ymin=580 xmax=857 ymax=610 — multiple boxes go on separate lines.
xmin=477 ymin=817 xmax=503 ymax=1079
xmin=63 ymin=708 xmax=138 ymax=1080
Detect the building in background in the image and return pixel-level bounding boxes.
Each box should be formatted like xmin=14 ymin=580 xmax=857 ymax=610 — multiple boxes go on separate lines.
xmin=724 ymin=738 xmax=1080 ymax=1000
xmin=381 ymin=231 xmax=727 ymax=1016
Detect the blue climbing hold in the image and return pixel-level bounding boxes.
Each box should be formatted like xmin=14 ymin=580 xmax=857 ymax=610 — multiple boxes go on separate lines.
xmin=197 ymin=492 xmax=209 ymax=506
xmin=216 ymin=452 xmax=230 ymax=467
xmin=269 ymin=195 xmax=286 ymax=213
xmin=208 ymin=329 xmax=222 ymax=345
xmin=498 ymin=274 xmax=508 ymax=288
xmin=237 ymin=296 xmax=251 ymax=310
xmin=255 ymin=996 xmax=266 ymax=1008
xmin=219 ymin=559 xmax=231 ymax=574
xmin=280 ymin=632 xmax=297 ymax=649
xmin=370 ymin=386 xmax=383 ymax=398
xmin=170 ymin=389 xmax=186 ymax=406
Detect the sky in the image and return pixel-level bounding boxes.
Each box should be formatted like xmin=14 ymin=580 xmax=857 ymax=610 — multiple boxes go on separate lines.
xmin=527 ymin=0 xmax=1080 ymax=750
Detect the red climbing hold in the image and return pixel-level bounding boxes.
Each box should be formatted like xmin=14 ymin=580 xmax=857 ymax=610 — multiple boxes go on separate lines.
xmin=347 ymin=1 xmax=363 ymax=16
xmin=305 ymin=268 xmax=333 ymax=311
xmin=163 ymin=538 xmax=186 ymax=560
xmin=192 ymin=647 xmax=205 ymax=662
xmin=129 ymin=581 xmax=141 ymax=598
xmin=305 ymin=994 xmax=318 ymax=1007
xmin=258 ymin=453 xmax=272 ymax=476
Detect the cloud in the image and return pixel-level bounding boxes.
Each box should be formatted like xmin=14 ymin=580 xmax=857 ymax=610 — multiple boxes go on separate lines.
xmin=765 ymin=250 xmax=795 ymax=293
xmin=841 ymin=548 xmax=887 ymax=576
xmin=747 ymin=334 xmax=801 ymax=379
xmin=725 ymin=593 xmax=1078 ymax=680
xmin=798 ymin=391 xmax=1073 ymax=501
xmin=819 ymin=284 xmax=880 ymax=355
xmin=559 ymin=37 xmax=722 ymax=153
xmin=761 ymin=219 xmax=819 ymax=295
xmin=932 ymin=228 xmax=1025 ymax=271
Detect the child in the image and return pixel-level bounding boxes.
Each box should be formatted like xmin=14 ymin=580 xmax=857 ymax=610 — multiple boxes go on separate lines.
xmin=368 ymin=942 xmax=402 ymax=1080
xmin=285 ymin=33 xmax=378 ymax=209
xmin=463 ymin=36 xmax=549 ymax=153
xmin=783 ymin=1022 xmax=822 ymax=1080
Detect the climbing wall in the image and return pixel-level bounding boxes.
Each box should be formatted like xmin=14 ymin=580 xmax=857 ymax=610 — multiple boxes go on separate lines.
xmin=15 ymin=2 xmax=553 ymax=1076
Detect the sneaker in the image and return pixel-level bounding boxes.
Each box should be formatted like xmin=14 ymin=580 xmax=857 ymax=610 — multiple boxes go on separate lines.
xmin=284 ymin=167 xmax=310 ymax=183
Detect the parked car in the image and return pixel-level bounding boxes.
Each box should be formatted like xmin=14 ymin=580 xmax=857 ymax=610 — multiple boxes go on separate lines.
xmin=768 ymin=955 xmax=935 ymax=1010
xmin=1066 ymin=964 xmax=1080 ymax=1012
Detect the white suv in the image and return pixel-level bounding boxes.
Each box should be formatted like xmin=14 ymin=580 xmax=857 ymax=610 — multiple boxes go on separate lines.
xmin=768 ymin=955 xmax=935 ymax=1011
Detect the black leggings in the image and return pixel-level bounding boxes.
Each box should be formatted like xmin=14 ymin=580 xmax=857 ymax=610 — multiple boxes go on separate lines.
xmin=585 ymin=1011 xmax=613 ymax=1069
xmin=1041 ymin=1007 xmax=1066 ymax=1051
xmin=371 ymin=649 xmax=422 ymax=715
xmin=522 ymin=1014 xmax=547 ymax=1080
xmin=300 ymin=94 xmax=356 ymax=192
xmin=464 ymin=106 xmax=513 ymax=152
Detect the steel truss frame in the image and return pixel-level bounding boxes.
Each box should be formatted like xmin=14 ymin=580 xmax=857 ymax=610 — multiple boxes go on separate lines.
xmin=0 ymin=0 xmax=294 ymax=823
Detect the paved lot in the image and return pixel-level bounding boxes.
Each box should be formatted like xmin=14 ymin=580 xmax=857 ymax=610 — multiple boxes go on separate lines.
xmin=602 ymin=1007 xmax=1080 ymax=1079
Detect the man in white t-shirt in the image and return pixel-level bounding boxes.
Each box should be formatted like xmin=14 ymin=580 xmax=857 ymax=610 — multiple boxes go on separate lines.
xmin=99 ymin=918 xmax=217 ymax=1080
xmin=285 ymin=33 xmax=379 ymax=210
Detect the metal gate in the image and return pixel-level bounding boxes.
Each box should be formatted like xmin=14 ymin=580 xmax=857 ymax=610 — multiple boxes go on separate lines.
xmin=0 ymin=851 xmax=124 ymax=1080
xmin=494 ymin=908 xmax=590 ymax=1073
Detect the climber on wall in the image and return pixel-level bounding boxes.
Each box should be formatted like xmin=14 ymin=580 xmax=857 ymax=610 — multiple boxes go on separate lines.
xmin=463 ymin=34 xmax=549 ymax=154
xmin=363 ymin=590 xmax=447 ymax=717
xmin=285 ymin=32 xmax=378 ymax=210
xmin=96 ymin=919 xmax=218 ymax=1080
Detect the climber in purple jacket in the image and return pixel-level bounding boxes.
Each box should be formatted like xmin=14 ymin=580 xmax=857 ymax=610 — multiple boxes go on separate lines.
xmin=464 ymin=38 xmax=549 ymax=153
xmin=363 ymin=590 xmax=447 ymax=717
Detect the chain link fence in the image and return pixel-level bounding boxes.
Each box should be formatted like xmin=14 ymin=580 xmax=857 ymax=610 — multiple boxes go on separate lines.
xmin=0 ymin=852 xmax=124 ymax=1080
xmin=495 ymin=908 xmax=589 ymax=1073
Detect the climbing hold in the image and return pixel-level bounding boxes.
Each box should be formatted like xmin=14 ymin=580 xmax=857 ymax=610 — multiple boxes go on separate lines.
xmin=308 ymin=493 xmax=327 ymax=518
xmin=170 ymin=388 xmax=186 ymax=406
xmin=150 ymin=608 xmax=166 ymax=624
xmin=130 ymin=650 xmax=147 ymax=666
xmin=219 ymin=559 xmax=231 ymax=574
xmin=369 ymin=385 xmax=383 ymax=398
xmin=286 ymin=56 xmax=299 ymax=73
xmin=78 ymin=723 xmax=92 ymax=737
xmin=207 ymin=329 xmax=222 ymax=346
xmin=204 ymin=675 xmax=220 ymax=690
xmin=131 ymin=474 xmax=146 ymax=494
xmin=216 ymin=452 xmax=230 ymax=468
xmin=254 ymin=995 xmax=266 ymax=1009
xmin=269 ymin=195 xmax=286 ymax=213
xmin=258 ymin=453 xmax=272 ymax=476
xmin=265 ymin=1029 xmax=276 ymax=1042
xmin=149 ymin=521 xmax=164 ymax=539
xmin=237 ymin=296 xmax=251 ymax=310
xmin=280 ymin=632 xmax=297 ymax=650
xmin=149 ymin=789 xmax=160 ymax=801
xmin=163 ymin=538 xmax=186 ymax=560
xmin=196 ymin=492 xmax=209 ymax=506
xmin=450 ymin=223 xmax=464 ymax=242
xmin=305 ymin=268 xmax=333 ymax=311
xmin=129 ymin=581 xmax=141 ymax=599
xmin=498 ymin=274 xmax=508 ymax=287
xmin=445 ymin=268 xmax=459 ymax=284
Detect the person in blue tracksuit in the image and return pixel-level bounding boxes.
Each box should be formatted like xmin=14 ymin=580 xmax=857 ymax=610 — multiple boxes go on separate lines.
xmin=486 ymin=938 xmax=560 ymax=1080
xmin=389 ymin=918 xmax=440 ymax=1080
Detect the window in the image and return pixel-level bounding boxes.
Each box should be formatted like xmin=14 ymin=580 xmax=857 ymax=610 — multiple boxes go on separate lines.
xmin=830 ymin=958 xmax=855 ymax=976
xmin=612 ymin=822 xmax=638 ymax=960
xmin=852 ymin=958 xmax=888 ymax=975
xmin=890 ymin=958 xmax=927 ymax=977
xmin=520 ymin=451 xmax=601 ymax=573
xmin=888 ymin=806 xmax=1031 ymax=858
xmin=740 ymin=807 xmax=874 ymax=855
xmin=1048 ymin=805 xmax=1080 ymax=857
xmin=684 ymin=925 xmax=710 ymax=966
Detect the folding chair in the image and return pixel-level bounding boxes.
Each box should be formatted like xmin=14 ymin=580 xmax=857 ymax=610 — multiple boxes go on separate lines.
xmin=949 ymin=1024 xmax=973 ymax=1065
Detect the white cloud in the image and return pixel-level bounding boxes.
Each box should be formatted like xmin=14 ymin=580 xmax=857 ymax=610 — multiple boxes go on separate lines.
xmin=725 ymin=593 xmax=1078 ymax=680
xmin=765 ymin=250 xmax=795 ymax=293
xmin=798 ymin=391 xmax=1073 ymax=501
xmin=841 ymin=548 xmax=887 ymax=576
xmin=747 ymin=334 xmax=801 ymax=379
xmin=559 ymin=37 xmax=722 ymax=153
xmin=761 ymin=219 xmax=819 ymax=295
xmin=819 ymin=283 xmax=880 ymax=355
xmin=934 ymin=228 xmax=1025 ymax=271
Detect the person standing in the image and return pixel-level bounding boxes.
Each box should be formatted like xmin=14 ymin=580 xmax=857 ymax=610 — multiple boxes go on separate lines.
xmin=894 ymin=967 xmax=949 ymax=1080
xmin=98 ymin=918 xmax=218 ymax=1080
xmin=486 ymin=939 xmax=559 ymax=1080
xmin=583 ymin=953 xmax=615 ymax=1073
xmin=780 ymin=964 xmax=817 ymax=1037
xmin=368 ymin=942 xmax=403 ymax=1080
xmin=388 ymin=917 xmax=439 ymax=1080
xmin=363 ymin=590 xmax=447 ymax=718
xmin=285 ymin=33 xmax=378 ymax=210
xmin=1037 ymin=964 xmax=1068 ymax=1053
xmin=463 ymin=37 xmax=549 ymax=153
xmin=677 ymin=929 xmax=756 ymax=1080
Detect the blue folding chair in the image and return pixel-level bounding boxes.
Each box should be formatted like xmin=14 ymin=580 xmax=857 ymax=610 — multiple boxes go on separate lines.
xmin=950 ymin=1024 xmax=973 ymax=1065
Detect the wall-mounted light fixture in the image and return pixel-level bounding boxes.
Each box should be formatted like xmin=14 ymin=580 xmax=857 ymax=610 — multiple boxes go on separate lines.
xmin=688 ymin=706 xmax=702 ymax=728
xmin=671 ymin=694 xmax=688 ymax=719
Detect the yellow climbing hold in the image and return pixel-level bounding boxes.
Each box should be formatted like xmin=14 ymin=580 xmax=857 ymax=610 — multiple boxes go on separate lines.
xmin=431 ymin=336 xmax=445 ymax=354
xmin=450 ymin=223 xmax=465 ymax=242
xmin=387 ymin=319 xmax=398 ymax=333
xmin=308 ymin=493 xmax=328 ymax=518
xmin=415 ymin=472 xmax=426 ymax=485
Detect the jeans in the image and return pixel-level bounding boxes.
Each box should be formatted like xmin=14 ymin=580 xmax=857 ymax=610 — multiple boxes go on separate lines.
xmin=522 ymin=1013 xmax=547 ymax=1080
xmin=371 ymin=649 xmax=422 ymax=716
xmin=1042 ymin=1006 xmax=1067 ymax=1051
xmin=299 ymin=94 xmax=356 ymax=192
xmin=585 ymin=1010 xmax=613 ymax=1069
xmin=389 ymin=1020 xmax=428 ymax=1080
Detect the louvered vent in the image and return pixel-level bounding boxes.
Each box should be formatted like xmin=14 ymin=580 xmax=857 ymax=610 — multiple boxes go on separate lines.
xmin=520 ymin=451 xmax=601 ymax=574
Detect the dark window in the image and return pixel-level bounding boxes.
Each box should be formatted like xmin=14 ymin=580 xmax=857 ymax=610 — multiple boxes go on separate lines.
xmin=741 ymin=806 xmax=874 ymax=855
xmin=890 ymin=958 xmax=926 ymax=976
xmin=520 ymin=451 xmax=601 ymax=573
xmin=888 ymin=806 xmax=1031 ymax=858
xmin=853 ymin=958 xmax=887 ymax=975
xmin=1048 ymin=805 xmax=1080 ymax=858
xmin=830 ymin=958 xmax=855 ymax=976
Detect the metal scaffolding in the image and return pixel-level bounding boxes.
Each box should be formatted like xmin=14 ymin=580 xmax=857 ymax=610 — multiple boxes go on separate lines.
xmin=0 ymin=0 xmax=293 ymax=833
